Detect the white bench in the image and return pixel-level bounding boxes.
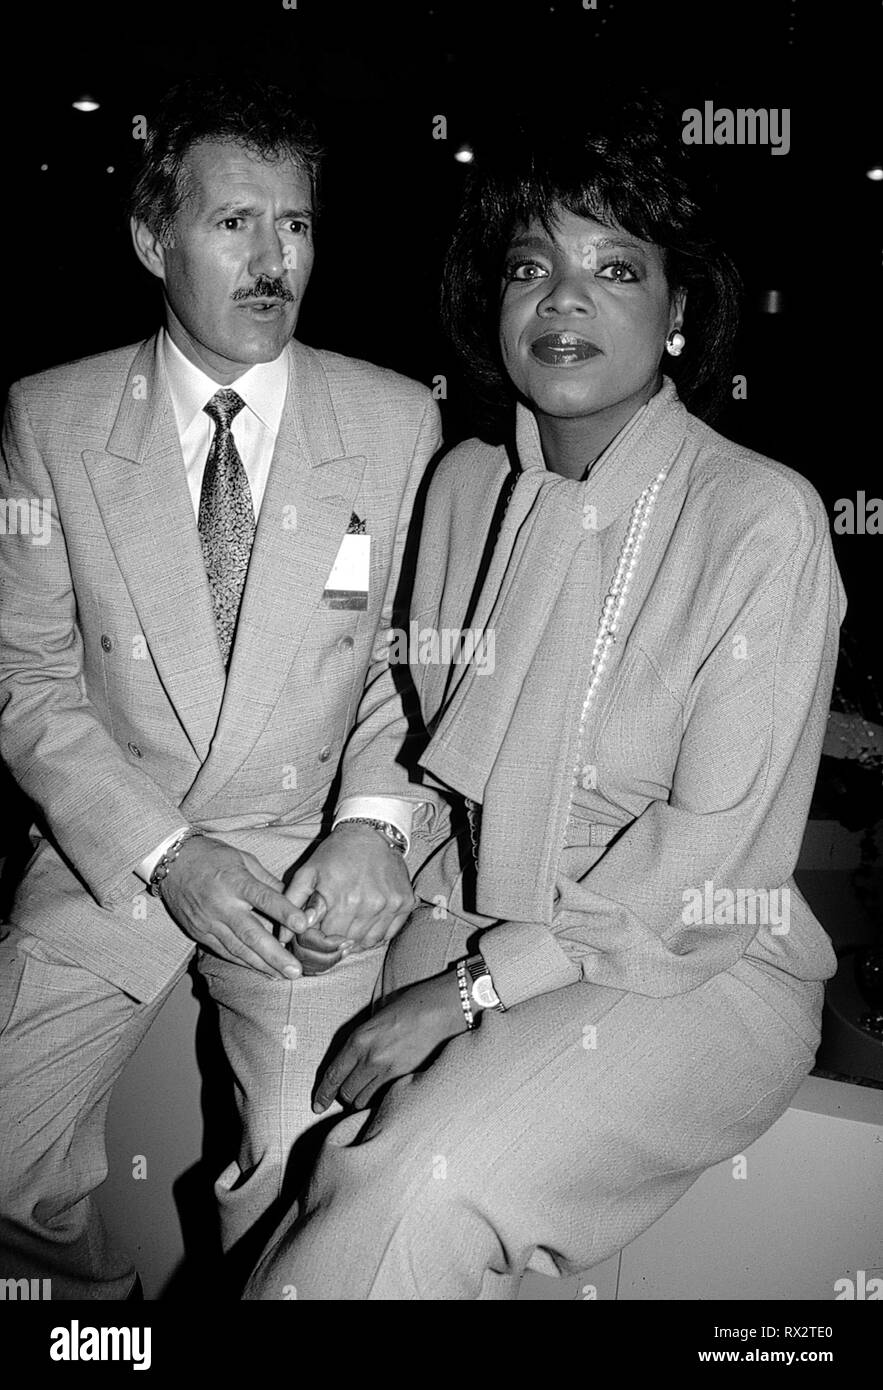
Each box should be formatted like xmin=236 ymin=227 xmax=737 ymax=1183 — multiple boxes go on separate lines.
xmin=97 ymin=970 xmax=883 ymax=1300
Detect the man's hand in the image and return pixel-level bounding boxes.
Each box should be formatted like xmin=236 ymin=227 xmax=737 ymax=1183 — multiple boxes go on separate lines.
xmin=285 ymin=901 xmax=353 ymax=977
xmin=284 ymin=822 xmax=416 ymax=952
xmin=313 ymin=970 xmax=469 ymax=1112
xmin=161 ymin=834 xmax=313 ymax=978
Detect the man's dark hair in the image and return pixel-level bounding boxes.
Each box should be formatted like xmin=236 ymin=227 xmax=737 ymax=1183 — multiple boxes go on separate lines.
xmin=442 ymin=94 xmax=742 ymax=426
xmin=128 ymin=76 xmax=323 ymax=245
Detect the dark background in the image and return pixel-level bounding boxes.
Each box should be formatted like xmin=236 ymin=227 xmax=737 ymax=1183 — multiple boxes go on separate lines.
xmin=2 ymin=0 xmax=882 ymax=847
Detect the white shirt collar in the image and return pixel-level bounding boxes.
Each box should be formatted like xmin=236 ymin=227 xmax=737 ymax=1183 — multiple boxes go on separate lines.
xmin=160 ymin=327 xmax=289 ymax=437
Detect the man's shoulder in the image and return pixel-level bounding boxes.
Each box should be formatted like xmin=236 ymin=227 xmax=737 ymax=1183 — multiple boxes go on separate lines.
xmin=13 ymin=340 xmax=148 ymax=394
xmin=9 ymin=340 xmax=150 ymax=418
xmin=305 ymin=344 xmax=434 ymax=416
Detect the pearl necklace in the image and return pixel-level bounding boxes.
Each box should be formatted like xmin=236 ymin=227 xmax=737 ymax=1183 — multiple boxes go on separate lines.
xmin=574 ymin=467 xmax=668 ymax=787
xmin=466 ymin=466 xmax=668 ymax=867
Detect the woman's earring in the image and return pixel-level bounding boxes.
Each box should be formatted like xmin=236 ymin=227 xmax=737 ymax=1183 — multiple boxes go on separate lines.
xmin=666 ymin=330 xmax=686 ymax=357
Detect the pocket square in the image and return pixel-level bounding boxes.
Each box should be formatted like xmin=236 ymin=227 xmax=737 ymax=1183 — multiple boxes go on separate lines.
xmin=323 ymin=524 xmax=371 ymax=610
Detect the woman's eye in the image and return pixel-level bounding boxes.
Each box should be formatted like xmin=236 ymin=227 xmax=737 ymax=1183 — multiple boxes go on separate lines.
xmin=596 ymin=259 xmax=639 ymax=283
xmin=503 ymin=260 xmax=548 ymax=283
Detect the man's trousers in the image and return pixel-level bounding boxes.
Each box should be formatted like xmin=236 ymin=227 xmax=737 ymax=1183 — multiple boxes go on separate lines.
xmin=0 ymin=924 xmax=381 ymax=1298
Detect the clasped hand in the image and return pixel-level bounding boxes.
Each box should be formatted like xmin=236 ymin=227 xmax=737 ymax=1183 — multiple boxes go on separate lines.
xmin=161 ymin=824 xmax=415 ymax=977
xmin=280 ymin=822 xmax=417 ymax=973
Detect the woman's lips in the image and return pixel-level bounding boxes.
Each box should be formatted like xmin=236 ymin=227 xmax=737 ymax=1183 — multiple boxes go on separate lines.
xmin=530 ymin=332 xmax=602 ymax=366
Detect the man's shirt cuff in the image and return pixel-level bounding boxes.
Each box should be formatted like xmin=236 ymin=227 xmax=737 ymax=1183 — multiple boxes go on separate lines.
xmin=333 ymin=796 xmax=420 ymax=855
xmin=136 ymin=826 xmax=190 ymax=884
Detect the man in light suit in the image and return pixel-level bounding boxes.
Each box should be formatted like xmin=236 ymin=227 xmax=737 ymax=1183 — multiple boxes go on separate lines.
xmin=0 ymin=77 xmax=441 ymax=1298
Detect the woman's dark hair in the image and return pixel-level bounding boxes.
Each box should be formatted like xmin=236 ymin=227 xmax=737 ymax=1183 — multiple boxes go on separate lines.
xmin=128 ymin=76 xmax=323 ymax=245
xmin=442 ymin=95 xmax=741 ymax=426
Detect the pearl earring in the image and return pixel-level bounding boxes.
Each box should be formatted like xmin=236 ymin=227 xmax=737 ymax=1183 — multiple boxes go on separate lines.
xmin=666 ymin=330 xmax=685 ymax=357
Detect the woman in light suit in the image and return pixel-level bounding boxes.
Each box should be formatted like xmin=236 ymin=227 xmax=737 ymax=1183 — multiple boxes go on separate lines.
xmin=246 ymin=98 xmax=844 ymax=1300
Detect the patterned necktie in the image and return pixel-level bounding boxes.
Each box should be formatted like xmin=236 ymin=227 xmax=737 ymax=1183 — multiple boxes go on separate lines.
xmin=198 ymin=389 xmax=256 ymax=666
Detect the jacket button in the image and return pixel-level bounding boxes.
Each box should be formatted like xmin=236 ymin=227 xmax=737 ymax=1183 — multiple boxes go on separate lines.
xmin=127 ymin=742 xmax=142 ymax=758
xmin=101 ymin=635 xmax=113 ymax=652
xmin=318 ymin=745 xmax=332 ymax=763
xmin=337 ymin=636 xmax=354 ymax=654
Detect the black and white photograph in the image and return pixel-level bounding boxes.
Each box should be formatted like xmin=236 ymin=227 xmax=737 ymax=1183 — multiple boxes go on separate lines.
xmin=0 ymin=0 xmax=880 ymax=1356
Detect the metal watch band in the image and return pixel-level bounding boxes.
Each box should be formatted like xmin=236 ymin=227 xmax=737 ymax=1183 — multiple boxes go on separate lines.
xmin=334 ymin=816 xmax=408 ymax=854
xmin=466 ymin=953 xmax=489 ymax=985
xmin=465 ymin=953 xmax=506 ymax=1012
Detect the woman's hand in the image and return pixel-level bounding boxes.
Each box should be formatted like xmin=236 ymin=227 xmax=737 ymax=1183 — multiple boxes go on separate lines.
xmin=313 ymin=970 xmax=470 ymax=1113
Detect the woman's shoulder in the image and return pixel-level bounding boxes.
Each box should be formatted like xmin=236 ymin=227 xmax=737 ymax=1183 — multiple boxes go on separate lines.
xmin=682 ymin=414 xmax=831 ymax=559
xmin=426 ymin=435 xmax=510 ymax=506
xmin=433 ymin=433 xmax=507 ymax=475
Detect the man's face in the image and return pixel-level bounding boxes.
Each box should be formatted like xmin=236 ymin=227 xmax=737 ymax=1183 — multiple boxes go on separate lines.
xmin=136 ymin=140 xmax=315 ymax=382
xmin=498 ymin=207 xmax=682 ymax=423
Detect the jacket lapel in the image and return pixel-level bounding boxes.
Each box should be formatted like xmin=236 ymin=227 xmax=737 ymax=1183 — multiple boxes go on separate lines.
xmin=183 ymin=340 xmax=366 ymax=813
xmin=83 ymin=337 xmax=226 ymax=761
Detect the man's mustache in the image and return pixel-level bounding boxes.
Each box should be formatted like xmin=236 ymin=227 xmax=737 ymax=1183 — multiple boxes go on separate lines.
xmin=232 ymin=278 xmax=295 ymax=303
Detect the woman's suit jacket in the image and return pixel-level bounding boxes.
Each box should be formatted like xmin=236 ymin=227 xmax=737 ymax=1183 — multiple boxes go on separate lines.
xmin=409 ymin=382 xmax=844 ymax=1008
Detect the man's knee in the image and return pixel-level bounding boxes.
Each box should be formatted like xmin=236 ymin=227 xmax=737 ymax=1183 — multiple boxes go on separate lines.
xmin=0 ymin=1136 xmax=63 ymax=1232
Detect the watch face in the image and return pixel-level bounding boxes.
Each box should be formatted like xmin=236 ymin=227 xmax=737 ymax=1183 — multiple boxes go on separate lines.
xmin=472 ymin=975 xmax=500 ymax=1009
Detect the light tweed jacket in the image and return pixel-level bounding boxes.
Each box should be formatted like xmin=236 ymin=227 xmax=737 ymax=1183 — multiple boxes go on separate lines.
xmin=411 ymin=381 xmax=845 ymax=1007
xmin=0 ymin=334 xmax=441 ymax=1001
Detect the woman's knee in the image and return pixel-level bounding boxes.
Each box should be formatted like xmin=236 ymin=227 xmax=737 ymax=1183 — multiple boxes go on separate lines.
xmin=307 ymin=1080 xmax=490 ymax=1229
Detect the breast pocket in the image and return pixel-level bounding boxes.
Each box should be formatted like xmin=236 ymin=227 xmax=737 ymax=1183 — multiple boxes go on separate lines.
xmin=582 ymin=644 xmax=684 ymax=810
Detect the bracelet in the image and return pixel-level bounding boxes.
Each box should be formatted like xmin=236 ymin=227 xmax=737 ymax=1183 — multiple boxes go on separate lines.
xmin=148 ymin=828 xmax=202 ymax=898
xmin=333 ymin=817 xmax=408 ymax=855
xmin=455 ymin=958 xmax=474 ymax=1030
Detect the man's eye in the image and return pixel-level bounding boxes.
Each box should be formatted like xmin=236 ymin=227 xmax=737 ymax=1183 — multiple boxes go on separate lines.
xmin=503 ymin=260 xmax=548 ymax=282
xmin=285 ymin=220 xmax=309 ymax=235
xmin=596 ymin=259 xmax=639 ymax=282
xmin=220 ymin=217 xmax=244 ymax=231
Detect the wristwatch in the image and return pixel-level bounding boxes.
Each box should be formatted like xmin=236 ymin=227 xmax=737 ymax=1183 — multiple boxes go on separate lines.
xmin=466 ymin=953 xmax=505 ymax=1012
xmin=334 ymin=816 xmax=408 ymax=855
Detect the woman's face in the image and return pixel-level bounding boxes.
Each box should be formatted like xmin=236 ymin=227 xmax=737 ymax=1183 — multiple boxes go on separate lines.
xmin=499 ymin=206 xmax=684 ymax=423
